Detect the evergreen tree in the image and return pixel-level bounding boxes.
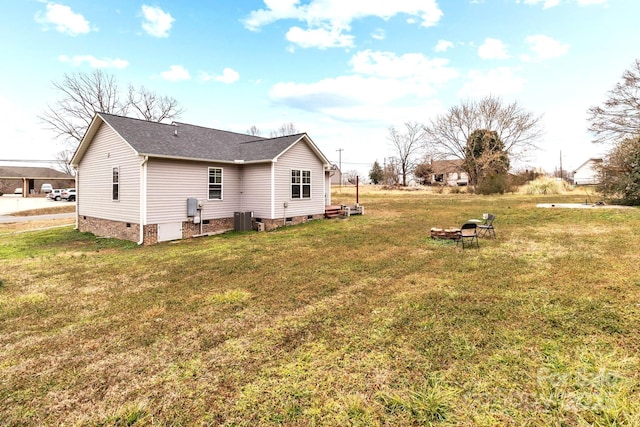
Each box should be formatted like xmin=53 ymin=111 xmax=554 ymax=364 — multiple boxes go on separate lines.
xmin=369 ymin=160 xmax=384 ymax=184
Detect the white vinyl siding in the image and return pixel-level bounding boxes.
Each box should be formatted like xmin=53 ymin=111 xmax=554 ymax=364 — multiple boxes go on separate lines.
xmin=146 ymin=159 xmax=241 ymax=223
xmin=241 ymin=163 xmax=273 ymax=218
xmin=77 ymin=123 xmax=140 ymax=222
xmin=273 ymin=141 xmax=325 ymax=218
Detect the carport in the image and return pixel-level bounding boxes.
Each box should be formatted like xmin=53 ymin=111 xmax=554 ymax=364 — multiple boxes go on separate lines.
xmin=0 ymin=166 xmax=74 ymax=197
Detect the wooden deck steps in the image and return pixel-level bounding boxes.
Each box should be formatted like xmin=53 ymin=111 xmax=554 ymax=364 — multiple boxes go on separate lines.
xmin=324 ymin=205 xmax=343 ymax=218
xmin=324 ymin=204 xmax=365 ymax=218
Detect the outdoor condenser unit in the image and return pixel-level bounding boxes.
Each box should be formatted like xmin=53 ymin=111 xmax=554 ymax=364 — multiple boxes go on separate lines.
xmin=234 ymin=211 xmax=253 ymax=231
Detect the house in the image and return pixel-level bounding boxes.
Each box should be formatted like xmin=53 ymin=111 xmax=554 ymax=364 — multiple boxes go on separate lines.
xmin=429 ymin=159 xmax=469 ymax=186
xmin=329 ymin=165 xmax=342 ymax=186
xmin=0 ymin=166 xmax=74 ymax=196
xmin=573 ymin=158 xmax=602 ymax=185
xmin=70 ymin=113 xmax=333 ymax=244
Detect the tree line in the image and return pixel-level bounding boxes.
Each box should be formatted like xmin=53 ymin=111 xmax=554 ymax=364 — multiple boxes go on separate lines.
xmin=370 ymin=59 xmax=640 ymax=203
xmin=42 ymin=60 xmax=640 ymax=204
xmin=370 ymin=95 xmax=542 ymax=194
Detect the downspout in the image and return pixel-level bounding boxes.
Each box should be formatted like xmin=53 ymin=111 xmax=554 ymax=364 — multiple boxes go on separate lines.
xmin=138 ymin=156 xmax=149 ymax=245
xmin=74 ymin=168 xmax=79 ymax=230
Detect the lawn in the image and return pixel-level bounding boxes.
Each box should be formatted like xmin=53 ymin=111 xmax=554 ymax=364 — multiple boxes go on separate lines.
xmin=1 ymin=187 xmax=639 ymax=426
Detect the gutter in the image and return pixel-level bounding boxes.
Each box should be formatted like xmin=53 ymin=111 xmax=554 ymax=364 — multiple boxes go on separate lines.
xmin=138 ymin=156 xmax=149 ymax=245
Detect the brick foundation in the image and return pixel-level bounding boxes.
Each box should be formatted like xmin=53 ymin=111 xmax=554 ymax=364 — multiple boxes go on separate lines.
xmin=79 ymin=216 xmax=140 ymax=242
xmin=79 ymin=213 xmax=324 ymax=244
xmin=182 ymin=218 xmax=234 ymax=238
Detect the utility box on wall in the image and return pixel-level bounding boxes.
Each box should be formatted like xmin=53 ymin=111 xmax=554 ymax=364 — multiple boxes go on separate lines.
xmin=234 ymin=211 xmax=253 ymax=231
xmin=187 ymin=198 xmax=198 ymax=217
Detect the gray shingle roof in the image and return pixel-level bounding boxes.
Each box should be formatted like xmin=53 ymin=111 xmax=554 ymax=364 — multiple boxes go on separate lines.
xmin=0 ymin=166 xmax=72 ymax=179
xmin=98 ymin=113 xmax=314 ymax=163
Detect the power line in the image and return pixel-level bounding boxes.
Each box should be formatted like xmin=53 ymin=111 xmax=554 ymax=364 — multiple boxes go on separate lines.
xmin=0 ymin=159 xmax=59 ymax=163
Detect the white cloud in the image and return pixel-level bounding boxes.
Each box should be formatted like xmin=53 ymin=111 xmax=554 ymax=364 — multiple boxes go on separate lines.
xmin=35 ymin=3 xmax=91 ymax=36
xmin=576 ymin=0 xmax=608 ymax=5
xmin=160 ymin=65 xmax=191 ymax=82
xmin=243 ymin=0 xmax=443 ymax=48
xmin=351 ymin=50 xmax=458 ymax=85
xmin=458 ymin=67 xmax=526 ymax=97
xmin=521 ymin=0 xmax=561 ymax=8
xmin=201 ymin=68 xmax=240 ymax=84
xmin=371 ymin=28 xmax=385 ymax=40
xmin=286 ymin=26 xmax=354 ymax=49
xmin=269 ymin=50 xmax=458 ymax=122
xmin=522 ymin=35 xmax=569 ymax=61
xmin=141 ymin=5 xmax=174 ymax=38
xmin=0 ymin=96 xmax=62 ymax=161
xmin=58 ymin=55 xmax=128 ymax=69
xmin=478 ymin=38 xmax=510 ymax=59
xmin=434 ymin=39 xmax=454 ymax=52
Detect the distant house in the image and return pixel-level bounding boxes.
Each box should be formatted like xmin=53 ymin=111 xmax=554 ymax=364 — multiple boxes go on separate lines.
xmin=429 ymin=159 xmax=469 ymax=186
xmin=0 ymin=166 xmax=74 ymax=196
xmin=329 ymin=165 xmax=342 ymax=185
xmin=70 ymin=113 xmax=333 ymax=245
xmin=573 ymin=158 xmax=603 ymax=185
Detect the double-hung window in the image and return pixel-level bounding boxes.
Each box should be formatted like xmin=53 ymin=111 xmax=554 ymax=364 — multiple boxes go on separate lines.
xmin=112 ymin=167 xmax=119 ymax=201
xmin=291 ymin=169 xmax=311 ymax=199
xmin=208 ymin=167 xmax=223 ymax=200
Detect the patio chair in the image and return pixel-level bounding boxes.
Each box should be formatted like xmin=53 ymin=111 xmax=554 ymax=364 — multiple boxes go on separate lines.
xmin=478 ymin=214 xmax=496 ymax=238
xmin=457 ymin=222 xmax=479 ymax=249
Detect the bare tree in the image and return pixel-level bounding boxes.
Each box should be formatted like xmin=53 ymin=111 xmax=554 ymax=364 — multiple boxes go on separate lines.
xmin=423 ymin=95 xmax=543 ymax=164
xmin=383 ymin=157 xmax=401 ymax=186
xmin=387 ymin=121 xmax=428 ymax=186
xmin=246 ymin=125 xmax=262 ymax=136
xmin=40 ymin=70 xmax=124 ymax=145
xmin=56 ymin=149 xmax=75 ymax=176
xmin=40 ymin=70 xmax=183 ymax=149
xmin=127 ymin=85 xmax=183 ymax=123
xmin=344 ymin=170 xmax=360 ymax=185
xmin=587 ymin=59 xmax=640 ymax=144
xmin=270 ymin=122 xmax=298 ymax=137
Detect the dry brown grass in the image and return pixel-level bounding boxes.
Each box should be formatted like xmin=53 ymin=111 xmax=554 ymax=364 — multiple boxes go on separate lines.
xmin=1 ymin=188 xmax=639 ymax=426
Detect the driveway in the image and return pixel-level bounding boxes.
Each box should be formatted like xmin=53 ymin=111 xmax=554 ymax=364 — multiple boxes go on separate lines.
xmin=0 ymin=195 xmax=75 ymax=222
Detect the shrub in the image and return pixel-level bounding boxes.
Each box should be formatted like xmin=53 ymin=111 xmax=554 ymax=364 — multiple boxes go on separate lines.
xmin=524 ymin=177 xmax=566 ymax=195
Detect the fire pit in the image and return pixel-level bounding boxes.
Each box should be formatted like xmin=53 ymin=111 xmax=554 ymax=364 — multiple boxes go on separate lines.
xmin=430 ymin=227 xmax=461 ymax=240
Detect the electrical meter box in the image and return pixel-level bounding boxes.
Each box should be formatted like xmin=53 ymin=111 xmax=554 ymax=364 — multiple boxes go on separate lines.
xmin=187 ymin=198 xmax=198 ymax=217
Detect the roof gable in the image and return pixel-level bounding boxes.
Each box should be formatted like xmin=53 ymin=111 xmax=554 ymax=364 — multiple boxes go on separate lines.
xmin=71 ymin=113 xmax=330 ymax=166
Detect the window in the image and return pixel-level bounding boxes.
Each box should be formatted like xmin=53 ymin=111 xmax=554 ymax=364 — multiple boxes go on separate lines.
xmin=208 ymin=167 xmax=223 ymax=200
xmin=291 ymin=169 xmax=311 ymax=199
xmin=112 ymin=167 xmax=119 ymax=201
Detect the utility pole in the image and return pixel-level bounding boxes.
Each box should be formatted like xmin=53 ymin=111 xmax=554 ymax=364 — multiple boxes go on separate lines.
xmin=336 ymin=148 xmax=343 ymax=187
xmin=559 ymin=150 xmax=563 ymax=181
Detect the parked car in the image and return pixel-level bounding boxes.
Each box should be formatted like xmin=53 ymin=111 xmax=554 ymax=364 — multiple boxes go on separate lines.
xmin=61 ymin=188 xmax=76 ymax=201
xmin=14 ymin=188 xmax=23 ymax=195
xmin=47 ymin=189 xmax=64 ymax=201
xmin=41 ymin=183 xmax=53 ymax=194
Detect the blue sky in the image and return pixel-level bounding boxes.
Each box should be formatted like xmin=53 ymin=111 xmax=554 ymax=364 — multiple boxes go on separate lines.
xmin=1 ymin=0 xmax=638 ymax=176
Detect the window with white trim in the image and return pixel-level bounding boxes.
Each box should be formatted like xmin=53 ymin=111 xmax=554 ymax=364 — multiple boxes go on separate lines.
xmin=208 ymin=167 xmax=223 ymax=200
xmin=112 ymin=167 xmax=119 ymax=201
xmin=291 ymin=169 xmax=311 ymax=199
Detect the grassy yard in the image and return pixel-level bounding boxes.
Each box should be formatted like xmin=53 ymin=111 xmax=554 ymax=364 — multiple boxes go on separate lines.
xmin=1 ymin=187 xmax=639 ymax=426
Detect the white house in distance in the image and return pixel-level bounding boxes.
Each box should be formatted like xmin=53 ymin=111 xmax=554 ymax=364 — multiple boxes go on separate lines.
xmin=70 ymin=113 xmax=333 ymax=244
xmin=429 ymin=159 xmax=469 ymax=186
xmin=573 ymin=158 xmax=603 ymax=185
